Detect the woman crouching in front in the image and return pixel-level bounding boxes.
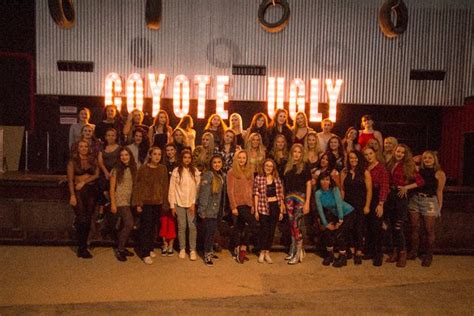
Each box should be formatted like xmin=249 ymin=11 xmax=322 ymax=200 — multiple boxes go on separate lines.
xmin=315 ymin=171 xmax=355 ymax=268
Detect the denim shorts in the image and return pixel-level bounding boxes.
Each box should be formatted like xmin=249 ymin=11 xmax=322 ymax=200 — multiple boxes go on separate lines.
xmin=408 ymin=193 xmax=440 ymax=217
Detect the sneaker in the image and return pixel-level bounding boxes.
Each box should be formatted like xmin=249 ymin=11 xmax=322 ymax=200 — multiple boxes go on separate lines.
xmin=143 ymin=256 xmax=153 ymax=265
xmin=258 ymin=253 xmax=265 ymax=263
xmin=161 ymin=247 xmax=168 ymax=256
xmin=264 ymin=253 xmax=273 ymax=264
xmin=322 ymin=252 xmax=334 ymax=266
xmin=190 ymin=251 xmax=197 ymax=261
xmin=149 ymin=251 xmax=157 ymax=258
xmin=212 ymin=253 xmax=219 ymax=260
xmin=179 ymin=249 xmax=186 ymax=259
xmin=167 ymin=248 xmax=174 ymax=257
xmin=204 ymin=255 xmax=214 ymax=267
xmin=333 ymin=255 xmax=347 ymax=268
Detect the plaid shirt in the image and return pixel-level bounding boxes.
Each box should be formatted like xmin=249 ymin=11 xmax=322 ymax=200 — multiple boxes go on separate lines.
xmin=390 ymin=163 xmax=424 ymax=187
xmin=253 ymin=175 xmax=284 ymax=215
xmin=369 ymin=162 xmax=389 ymax=202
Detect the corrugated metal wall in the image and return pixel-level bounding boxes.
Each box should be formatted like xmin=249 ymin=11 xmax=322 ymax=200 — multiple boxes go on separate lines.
xmin=36 ymin=0 xmax=474 ymax=106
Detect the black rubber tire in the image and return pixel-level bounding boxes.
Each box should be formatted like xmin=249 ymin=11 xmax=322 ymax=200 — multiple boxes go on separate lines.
xmin=145 ymin=0 xmax=162 ymax=30
xmin=378 ymin=0 xmax=408 ymax=38
xmin=258 ymin=0 xmax=290 ymax=33
xmin=48 ymin=0 xmax=75 ymax=29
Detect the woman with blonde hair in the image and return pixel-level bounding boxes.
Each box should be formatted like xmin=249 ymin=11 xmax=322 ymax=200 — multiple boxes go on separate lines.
xmin=408 ymin=151 xmax=445 ymax=267
xmin=292 ymin=112 xmax=312 ymax=145
xmin=283 ymin=144 xmax=312 ymax=264
xmin=269 ymin=134 xmax=289 ymax=177
xmin=192 ymin=132 xmax=215 ymax=172
xmin=171 ymin=127 xmax=188 ymax=154
xmin=245 ymin=132 xmax=266 ymax=175
xmin=227 ymin=150 xmax=257 ymax=263
xmin=229 ymin=113 xmax=246 ymax=148
xmin=123 ymin=109 xmax=148 ymax=144
xmin=383 ymin=137 xmax=399 ymax=164
xmin=303 ymin=131 xmax=321 ymax=173
xmin=385 ymin=144 xmax=424 ymax=268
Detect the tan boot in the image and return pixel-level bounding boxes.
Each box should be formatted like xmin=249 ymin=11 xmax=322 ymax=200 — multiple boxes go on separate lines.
xmin=396 ymin=251 xmax=407 ymax=268
xmin=385 ymin=249 xmax=398 ymax=263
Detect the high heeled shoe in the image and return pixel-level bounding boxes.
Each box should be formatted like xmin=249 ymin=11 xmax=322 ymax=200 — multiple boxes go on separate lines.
xmin=287 ymin=251 xmax=301 ymax=265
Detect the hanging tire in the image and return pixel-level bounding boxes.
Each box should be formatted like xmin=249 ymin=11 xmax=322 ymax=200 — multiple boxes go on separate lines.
xmin=378 ymin=0 xmax=408 ymax=38
xmin=258 ymin=0 xmax=290 ymax=33
xmin=48 ymin=0 xmax=75 ymax=29
xmin=146 ymin=0 xmax=162 ymax=30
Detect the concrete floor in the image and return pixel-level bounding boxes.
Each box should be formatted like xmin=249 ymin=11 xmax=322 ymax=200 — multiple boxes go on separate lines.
xmin=0 ymin=246 xmax=473 ymax=315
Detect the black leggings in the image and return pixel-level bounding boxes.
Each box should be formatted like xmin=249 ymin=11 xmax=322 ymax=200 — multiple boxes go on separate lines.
xmin=231 ymin=205 xmax=259 ymax=249
xmin=385 ymin=189 xmax=408 ymax=251
xmin=259 ymin=202 xmax=280 ymax=251
xmin=73 ymin=184 xmax=98 ymax=249
xmin=321 ymin=210 xmax=355 ymax=252
xmin=366 ymin=191 xmax=384 ymax=256
xmin=137 ymin=204 xmax=162 ymax=258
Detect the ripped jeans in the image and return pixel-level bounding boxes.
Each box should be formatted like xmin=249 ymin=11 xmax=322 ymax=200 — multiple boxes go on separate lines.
xmin=385 ymin=189 xmax=409 ymax=251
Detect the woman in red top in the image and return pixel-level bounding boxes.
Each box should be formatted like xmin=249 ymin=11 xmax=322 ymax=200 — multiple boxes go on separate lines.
xmin=358 ymin=115 xmax=383 ymax=149
xmin=385 ymin=144 xmax=424 ymax=268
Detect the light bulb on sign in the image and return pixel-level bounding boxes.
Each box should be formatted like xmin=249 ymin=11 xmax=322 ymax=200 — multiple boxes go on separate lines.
xmin=216 ymin=76 xmax=229 ymax=119
xmin=288 ymin=79 xmax=306 ymax=119
xmin=105 ymin=73 xmax=123 ymax=110
xmin=148 ymin=73 xmax=166 ymax=118
xmin=310 ymin=79 xmax=322 ymax=122
xmin=173 ymin=75 xmax=190 ymax=118
xmin=195 ymin=75 xmax=210 ymax=119
xmin=126 ymin=73 xmax=144 ymax=113
xmin=325 ymin=79 xmax=343 ymax=122
xmin=267 ymin=77 xmax=285 ymax=119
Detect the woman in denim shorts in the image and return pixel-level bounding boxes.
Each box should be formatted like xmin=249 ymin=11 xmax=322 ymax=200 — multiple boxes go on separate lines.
xmin=408 ymin=151 xmax=446 ymax=267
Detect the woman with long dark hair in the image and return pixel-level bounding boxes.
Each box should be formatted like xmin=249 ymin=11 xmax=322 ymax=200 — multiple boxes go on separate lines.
xmin=268 ymin=108 xmax=293 ymax=150
xmin=67 ymin=140 xmax=99 ymax=258
xmin=95 ymin=105 xmax=123 ymax=143
xmin=169 ymin=149 xmax=201 ymax=261
xmin=127 ymin=128 xmax=149 ymax=169
xmin=385 ymin=144 xmax=424 ymax=268
xmin=315 ymin=171 xmax=355 ymax=268
xmin=245 ymin=112 xmax=270 ymax=148
xmin=132 ymin=147 xmax=170 ymax=264
xmin=109 ymin=147 xmax=137 ymax=261
xmin=214 ymin=129 xmax=238 ymax=173
xmin=340 ymin=150 xmax=372 ymax=264
xmin=358 ymin=114 xmax=383 ymax=149
xmin=148 ymin=110 xmax=172 ymax=151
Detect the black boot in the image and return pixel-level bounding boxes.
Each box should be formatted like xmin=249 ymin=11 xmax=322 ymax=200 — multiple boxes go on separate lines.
xmin=373 ymin=253 xmax=383 ymax=267
xmin=77 ymin=247 xmax=93 ymax=259
xmin=333 ymin=254 xmax=347 ymax=268
xmin=421 ymin=253 xmax=433 ymax=267
xmin=75 ymin=221 xmax=92 ymax=259
xmin=322 ymin=252 xmax=334 ymax=266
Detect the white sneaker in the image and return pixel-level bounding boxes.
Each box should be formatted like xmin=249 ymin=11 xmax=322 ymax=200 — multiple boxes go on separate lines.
xmin=143 ymin=256 xmax=153 ymax=265
xmin=258 ymin=253 xmax=265 ymax=263
xmin=264 ymin=253 xmax=274 ymax=264
xmin=149 ymin=251 xmax=157 ymax=258
xmin=179 ymin=249 xmax=186 ymax=259
xmin=190 ymin=250 xmax=197 ymax=261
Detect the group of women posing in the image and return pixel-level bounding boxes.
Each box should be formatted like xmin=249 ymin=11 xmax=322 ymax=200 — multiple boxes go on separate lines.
xmin=67 ymin=106 xmax=445 ymax=268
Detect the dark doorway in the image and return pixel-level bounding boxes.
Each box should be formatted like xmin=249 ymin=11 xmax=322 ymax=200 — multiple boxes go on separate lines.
xmin=463 ymin=132 xmax=474 ymax=186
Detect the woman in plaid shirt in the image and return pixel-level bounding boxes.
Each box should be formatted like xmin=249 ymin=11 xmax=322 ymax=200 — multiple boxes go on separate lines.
xmin=253 ymin=159 xmax=285 ymax=264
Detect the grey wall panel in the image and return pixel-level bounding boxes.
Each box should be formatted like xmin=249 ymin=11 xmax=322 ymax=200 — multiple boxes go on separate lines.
xmin=36 ymin=0 xmax=473 ymax=106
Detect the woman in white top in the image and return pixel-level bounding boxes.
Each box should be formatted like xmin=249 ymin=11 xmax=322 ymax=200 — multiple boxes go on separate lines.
xmin=169 ymin=149 xmax=201 ymax=261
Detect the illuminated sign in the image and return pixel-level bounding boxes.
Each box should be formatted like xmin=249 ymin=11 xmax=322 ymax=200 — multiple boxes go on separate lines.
xmin=104 ymin=73 xmax=343 ymax=122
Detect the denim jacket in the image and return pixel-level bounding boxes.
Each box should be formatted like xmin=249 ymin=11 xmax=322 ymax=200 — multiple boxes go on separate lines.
xmin=198 ymin=171 xmax=224 ymax=219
